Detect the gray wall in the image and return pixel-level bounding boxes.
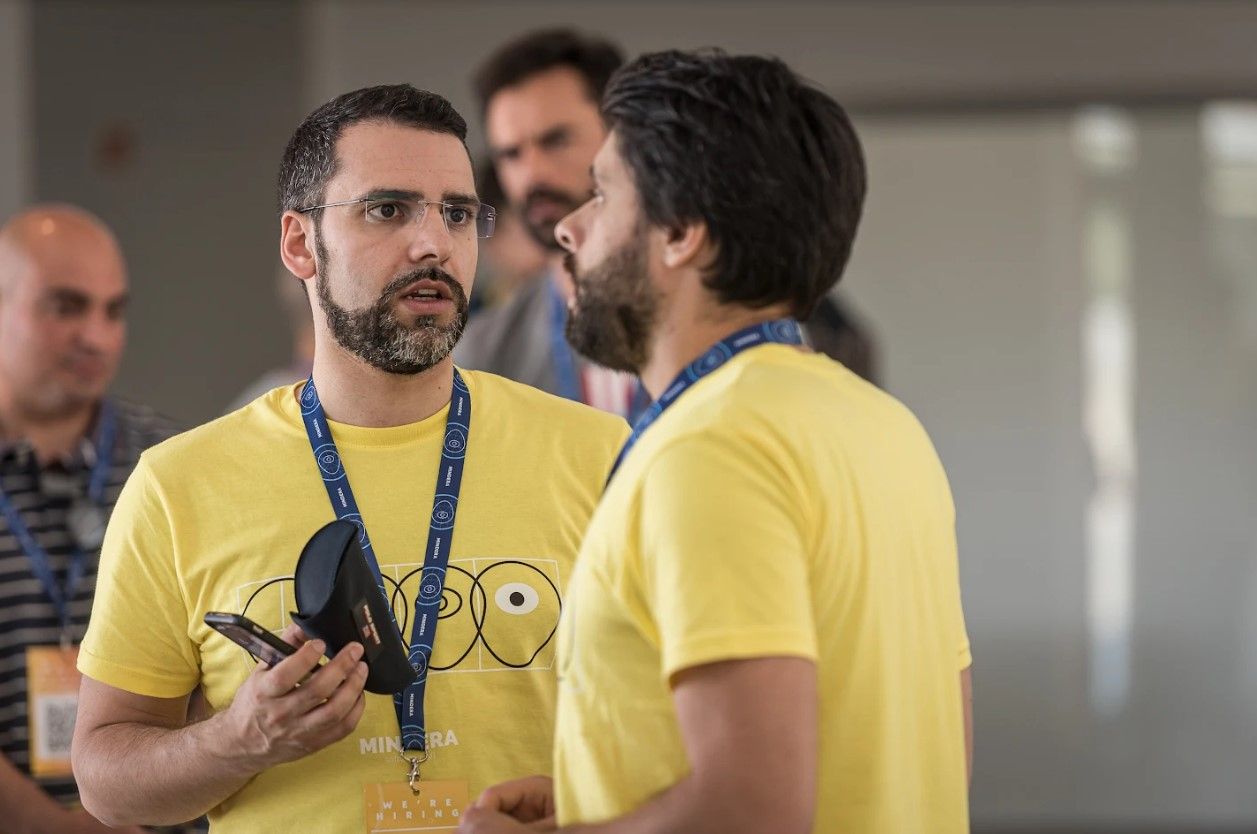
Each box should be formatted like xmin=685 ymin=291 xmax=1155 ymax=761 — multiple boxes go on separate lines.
xmin=30 ymin=0 xmax=306 ymax=425
xmin=307 ymin=0 xmax=1257 ymax=124
xmin=0 ymin=0 xmax=31 ymax=218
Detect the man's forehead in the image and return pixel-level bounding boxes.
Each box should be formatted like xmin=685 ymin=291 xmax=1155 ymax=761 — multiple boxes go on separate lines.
xmin=331 ymin=122 xmax=474 ymax=195
xmin=592 ymin=133 xmax=626 ymax=180
xmin=486 ymin=68 xmax=602 ymax=146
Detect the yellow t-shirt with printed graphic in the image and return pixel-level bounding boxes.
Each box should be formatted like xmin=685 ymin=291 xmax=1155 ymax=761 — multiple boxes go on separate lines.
xmin=555 ymin=345 xmax=970 ymax=833
xmin=79 ymin=370 xmax=627 ymax=833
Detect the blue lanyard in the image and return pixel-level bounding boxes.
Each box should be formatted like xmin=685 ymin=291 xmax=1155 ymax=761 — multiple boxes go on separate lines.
xmin=608 ymin=319 xmax=805 ymax=481
xmin=547 ymin=277 xmax=583 ymax=403
xmin=0 ymin=400 xmax=116 ymax=637
xmin=299 ymin=372 xmax=470 ymax=755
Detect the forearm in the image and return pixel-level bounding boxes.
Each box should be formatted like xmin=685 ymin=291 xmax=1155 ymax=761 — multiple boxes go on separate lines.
xmin=74 ymin=709 xmax=257 ymax=826
xmin=558 ymin=772 xmax=800 ymax=834
xmin=0 ymin=752 xmax=77 ymax=834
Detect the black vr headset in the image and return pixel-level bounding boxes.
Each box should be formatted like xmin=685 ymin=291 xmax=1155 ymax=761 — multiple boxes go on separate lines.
xmin=291 ymin=519 xmax=418 ymax=695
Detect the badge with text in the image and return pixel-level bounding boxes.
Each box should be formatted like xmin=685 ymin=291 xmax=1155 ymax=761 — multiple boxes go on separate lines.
xmin=364 ymin=780 xmax=470 ymax=832
xmin=26 ymin=646 xmax=81 ymax=777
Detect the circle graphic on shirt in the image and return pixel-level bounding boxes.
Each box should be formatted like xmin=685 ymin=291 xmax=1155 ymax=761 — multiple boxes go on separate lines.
xmin=299 ymin=381 xmax=320 ymax=414
xmin=687 ymin=342 xmax=734 ymax=382
xmin=389 ymin=559 xmax=562 ymax=674
xmin=314 ymin=443 xmax=343 ymax=480
xmin=443 ymin=426 xmax=468 ymax=459
xmin=493 ymin=582 xmax=540 ymax=615
xmin=430 ymin=495 xmax=457 ymax=531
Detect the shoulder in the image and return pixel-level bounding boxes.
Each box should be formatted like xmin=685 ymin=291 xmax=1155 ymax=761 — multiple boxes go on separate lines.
xmin=464 ymin=369 xmax=629 ymax=442
xmin=136 ymin=387 xmax=294 ymax=476
xmin=110 ymin=398 xmax=182 ymax=450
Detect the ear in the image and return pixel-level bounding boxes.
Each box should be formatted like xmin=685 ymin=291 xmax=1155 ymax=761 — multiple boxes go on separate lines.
xmin=280 ymin=211 xmax=318 ymax=282
xmin=660 ymin=218 xmax=710 ymax=271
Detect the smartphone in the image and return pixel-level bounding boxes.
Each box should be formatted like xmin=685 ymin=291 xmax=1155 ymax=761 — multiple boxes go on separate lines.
xmin=204 ymin=612 xmax=296 ymax=668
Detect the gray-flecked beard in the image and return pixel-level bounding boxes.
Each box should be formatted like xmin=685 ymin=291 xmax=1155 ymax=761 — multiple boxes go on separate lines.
xmin=316 ymin=265 xmax=469 ymax=376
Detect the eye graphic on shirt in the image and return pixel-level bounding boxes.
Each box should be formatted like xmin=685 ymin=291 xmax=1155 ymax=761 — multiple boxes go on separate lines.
xmin=494 ymin=582 xmax=540 ymax=615
xmin=473 ymin=561 xmax=561 ymax=669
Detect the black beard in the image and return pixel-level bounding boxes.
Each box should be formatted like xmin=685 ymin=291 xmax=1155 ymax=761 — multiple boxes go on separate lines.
xmin=563 ymin=238 xmax=657 ymax=374
xmin=522 ymin=186 xmax=584 ymax=252
xmin=315 ymin=256 xmax=469 ymax=376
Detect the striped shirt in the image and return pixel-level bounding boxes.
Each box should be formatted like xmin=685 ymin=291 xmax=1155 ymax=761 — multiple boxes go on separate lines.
xmin=0 ymin=398 xmax=177 ymax=809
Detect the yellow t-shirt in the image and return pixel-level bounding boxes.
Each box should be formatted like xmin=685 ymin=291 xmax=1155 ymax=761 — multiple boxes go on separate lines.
xmin=79 ymin=370 xmax=627 ymax=833
xmin=555 ymin=345 xmax=970 ymax=833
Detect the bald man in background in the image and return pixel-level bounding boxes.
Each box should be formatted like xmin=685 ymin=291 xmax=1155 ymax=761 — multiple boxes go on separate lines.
xmin=0 ymin=205 xmax=179 ymax=833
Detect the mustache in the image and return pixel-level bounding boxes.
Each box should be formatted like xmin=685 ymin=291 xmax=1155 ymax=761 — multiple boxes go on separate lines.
xmin=523 ymin=186 xmax=583 ymax=214
xmin=379 ymin=267 xmax=467 ymax=307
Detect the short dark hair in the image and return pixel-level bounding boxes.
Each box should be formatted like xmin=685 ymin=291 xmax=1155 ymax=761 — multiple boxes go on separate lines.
xmin=603 ymin=50 xmax=867 ymax=319
xmin=474 ymin=28 xmax=624 ymax=113
xmin=475 ymin=155 xmax=506 ymax=213
xmin=277 ymin=84 xmax=468 ymax=214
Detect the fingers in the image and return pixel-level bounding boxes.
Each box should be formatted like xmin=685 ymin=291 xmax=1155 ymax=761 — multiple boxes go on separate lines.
xmin=286 ymin=643 xmax=365 ymax=711
xmin=474 ymin=776 xmax=555 ymax=823
xmin=280 ymin=622 xmax=311 ymax=648
xmin=256 ymin=638 xmax=327 ymax=697
xmin=297 ymin=659 xmax=368 ymax=735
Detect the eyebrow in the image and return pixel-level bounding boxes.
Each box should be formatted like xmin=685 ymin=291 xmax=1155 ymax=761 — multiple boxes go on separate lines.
xmin=44 ymin=287 xmax=130 ymax=308
xmin=361 ymin=188 xmax=480 ymax=207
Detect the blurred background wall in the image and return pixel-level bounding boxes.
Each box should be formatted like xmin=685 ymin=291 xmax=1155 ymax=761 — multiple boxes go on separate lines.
xmin=4 ymin=1 xmax=1257 ymax=831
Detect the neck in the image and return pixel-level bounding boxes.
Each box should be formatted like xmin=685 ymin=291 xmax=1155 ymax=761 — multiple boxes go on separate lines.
xmin=308 ymin=343 xmax=455 ymax=428
xmin=0 ymin=386 xmax=97 ymax=464
xmin=639 ymin=303 xmax=794 ymax=399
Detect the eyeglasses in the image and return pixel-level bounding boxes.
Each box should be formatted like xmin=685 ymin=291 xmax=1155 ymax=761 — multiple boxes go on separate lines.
xmin=298 ymin=195 xmax=497 ymax=239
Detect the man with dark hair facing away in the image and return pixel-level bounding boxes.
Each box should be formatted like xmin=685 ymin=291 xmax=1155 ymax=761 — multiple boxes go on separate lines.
xmin=70 ymin=84 xmax=626 ymax=833
xmin=462 ymin=50 xmax=972 ymax=834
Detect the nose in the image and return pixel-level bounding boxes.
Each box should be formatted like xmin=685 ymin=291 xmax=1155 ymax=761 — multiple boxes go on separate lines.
xmin=76 ymin=308 xmax=124 ymax=356
xmin=407 ymin=203 xmax=454 ymax=264
xmin=555 ymin=206 xmax=583 ymax=253
xmin=514 ymin=145 xmax=563 ymax=195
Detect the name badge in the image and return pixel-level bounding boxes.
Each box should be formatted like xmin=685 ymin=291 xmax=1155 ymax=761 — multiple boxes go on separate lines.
xmin=363 ymin=780 xmax=469 ymax=832
xmin=26 ymin=645 xmax=81 ymax=777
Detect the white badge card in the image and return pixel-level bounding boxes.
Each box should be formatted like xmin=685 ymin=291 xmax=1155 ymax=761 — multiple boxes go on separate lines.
xmin=26 ymin=645 xmax=81 ymax=777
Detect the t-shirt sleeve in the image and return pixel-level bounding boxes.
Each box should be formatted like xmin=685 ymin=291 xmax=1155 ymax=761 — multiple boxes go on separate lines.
xmin=938 ymin=467 xmax=971 ymax=670
xmin=637 ymin=434 xmax=818 ymax=682
xmin=78 ymin=455 xmax=200 ymax=698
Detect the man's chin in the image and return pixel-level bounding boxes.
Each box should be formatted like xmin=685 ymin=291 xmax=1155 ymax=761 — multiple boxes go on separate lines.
xmin=566 ymin=314 xmax=644 ymax=374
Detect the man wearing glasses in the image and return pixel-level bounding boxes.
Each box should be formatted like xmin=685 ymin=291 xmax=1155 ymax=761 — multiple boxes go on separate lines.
xmin=0 ymin=205 xmax=178 ymax=833
xmin=71 ymin=85 xmax=626 ymax=832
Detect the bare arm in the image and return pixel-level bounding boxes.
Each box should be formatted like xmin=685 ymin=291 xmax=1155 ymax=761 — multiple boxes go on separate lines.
xmin=72 ymin=628 xmax=368 ymax=827
xmin=465 ymin=656 xmax=817 ymax=834
xmin=961 ymin=665 xmax=973 ymax=786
